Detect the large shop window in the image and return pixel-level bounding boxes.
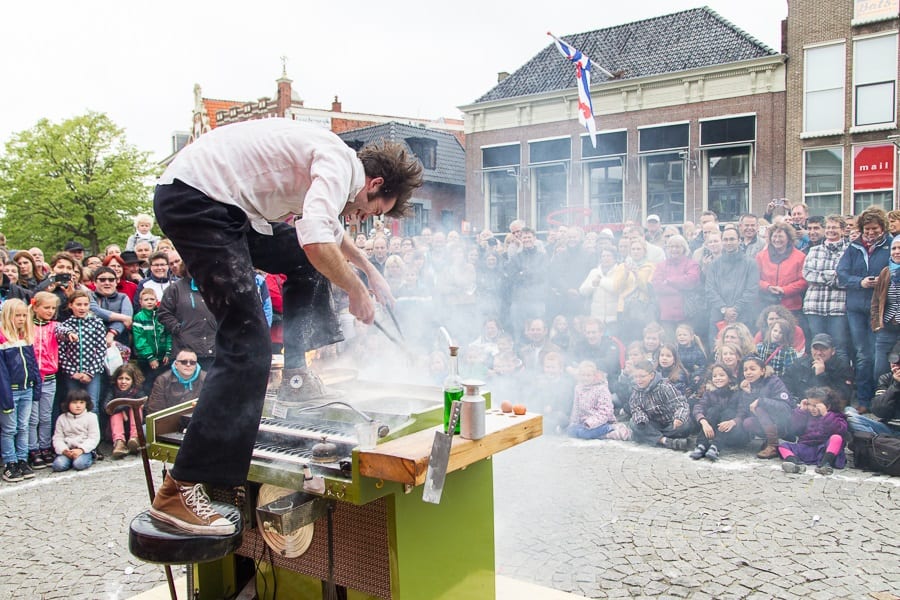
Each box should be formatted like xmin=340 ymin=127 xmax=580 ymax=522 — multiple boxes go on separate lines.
xmin=645 ymin=154 xmax=685 ymax=224
xmin=529 ymin=138 xmax=570 ymax=229
xmin=587 ymin=159 xmax=624 ymax=223
xmin=804 ymin=43 xmax=845 ymax=134
xmin=853 ymin=34 xmax=898 ymax=127
xmin=706 ymin=148 xmax=750 ymax=223
xmin=582 ymin=132 xmax=626 ymax=225
xmin=804 ymin=148 xmax=843 ymax=215
xmin=482 ymin=144 xmax=521 ymax=233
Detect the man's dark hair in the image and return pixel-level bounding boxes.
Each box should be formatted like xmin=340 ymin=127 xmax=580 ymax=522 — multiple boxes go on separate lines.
xmin=92 ymin=266 xmax=117 ymax=282
xmin=148 ymin=252 xmax=170 ymax=265
xmin=806 ymin=215 xmax=825 ymax=227
xmin=358 ymin=141 xmax=424 ymax=218
xmin=738 ymin=213 xmax=758 ymax=223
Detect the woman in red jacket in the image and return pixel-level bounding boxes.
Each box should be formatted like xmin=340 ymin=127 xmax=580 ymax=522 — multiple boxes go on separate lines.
xmin=756 ymin=222 xmax=808 ymax=324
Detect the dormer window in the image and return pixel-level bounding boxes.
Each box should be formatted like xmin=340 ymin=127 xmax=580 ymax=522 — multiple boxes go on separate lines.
xmin=405 ymin=137 xmax=437 ymax=170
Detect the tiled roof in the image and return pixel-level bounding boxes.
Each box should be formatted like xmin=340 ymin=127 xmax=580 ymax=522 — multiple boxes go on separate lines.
xmin=475 ymin=6 xmax=777 ymax=104
xmin=202 ymin=98 xmax=244 ymax=129
xmin=337 ymin=122 xmax=466 ymax=186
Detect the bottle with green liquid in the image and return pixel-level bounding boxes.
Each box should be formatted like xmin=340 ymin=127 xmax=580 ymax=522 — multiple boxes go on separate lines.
xmin=443 ymin=346 xmax=463 ymax=434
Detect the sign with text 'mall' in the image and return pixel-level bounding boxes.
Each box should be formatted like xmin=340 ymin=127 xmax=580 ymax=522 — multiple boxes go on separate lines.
xmin=853 ymin=145 xmax=895 ymax=191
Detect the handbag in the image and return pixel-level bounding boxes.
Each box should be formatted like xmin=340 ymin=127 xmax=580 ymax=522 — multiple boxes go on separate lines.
xmin=105 ymin=344 xmax=124 ymax=374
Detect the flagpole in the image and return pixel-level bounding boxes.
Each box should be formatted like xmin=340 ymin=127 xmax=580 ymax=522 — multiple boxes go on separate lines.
xmin=546 ymin=31 xmax=615 ymax=79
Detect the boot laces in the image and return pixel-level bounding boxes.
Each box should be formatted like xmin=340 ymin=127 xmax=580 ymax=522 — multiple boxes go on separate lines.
xmin=180 ymin=483 xmax=219 ymax=520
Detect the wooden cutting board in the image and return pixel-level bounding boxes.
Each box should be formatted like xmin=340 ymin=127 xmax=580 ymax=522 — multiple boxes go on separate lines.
xmin=358 ymin=411 xmax=542 ymax=487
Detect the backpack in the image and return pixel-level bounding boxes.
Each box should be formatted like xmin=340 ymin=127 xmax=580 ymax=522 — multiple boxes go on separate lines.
xmin=850 ymin=430 xmax=900 ymax=476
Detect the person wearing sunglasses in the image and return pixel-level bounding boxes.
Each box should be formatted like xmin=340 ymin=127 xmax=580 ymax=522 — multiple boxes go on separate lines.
xmin=88 ymin=266 xmax=133 ymax=348
xmin=146 ymin=349 xmax=205 ymax=416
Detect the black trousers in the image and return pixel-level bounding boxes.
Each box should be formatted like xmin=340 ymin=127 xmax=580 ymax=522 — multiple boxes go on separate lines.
xmin=154 ymin=180 xmax=342 ymax=485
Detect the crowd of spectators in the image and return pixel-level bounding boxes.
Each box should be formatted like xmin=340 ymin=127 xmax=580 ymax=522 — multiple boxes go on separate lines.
xmin=3 ymin=202 xmax=900 ymax=483
xmin=337 ymin=203 xmax=900 ymax=476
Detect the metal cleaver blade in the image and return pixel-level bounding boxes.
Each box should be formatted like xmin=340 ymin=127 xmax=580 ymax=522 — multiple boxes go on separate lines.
xmin=422 ymin=400 xmax=461 ymax=504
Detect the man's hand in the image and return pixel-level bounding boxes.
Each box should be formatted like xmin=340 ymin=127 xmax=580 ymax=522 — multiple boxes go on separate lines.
xmin=348 ymin=286 xmax=375 ymax=325
xmin=812 ymin=358 xmax=826 ymax=376
xmin=366 ymin=268 xmax=396 ymax=309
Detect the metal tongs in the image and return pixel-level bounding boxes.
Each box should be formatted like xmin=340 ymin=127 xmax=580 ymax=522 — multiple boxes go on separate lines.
xmin=372 ymin=302 xmax=407 ymax=352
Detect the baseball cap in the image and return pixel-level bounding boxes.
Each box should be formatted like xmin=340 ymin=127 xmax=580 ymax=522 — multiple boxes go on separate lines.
xmin=119 ymin=250 xmax=142 ymax=265
xmin=646 ymin=214 xmax=660 ymax=223
xmin=64 ymin=241 xmax=85 ymax=252
xmin=810 ymin=333 xmax=834 ymax=349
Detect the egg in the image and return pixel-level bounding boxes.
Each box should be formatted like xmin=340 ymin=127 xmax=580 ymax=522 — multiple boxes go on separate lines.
xmin=512 ymin=404 xmax=526 ymax=415
xmin=500 ymin=401 xmax=513 ymax=413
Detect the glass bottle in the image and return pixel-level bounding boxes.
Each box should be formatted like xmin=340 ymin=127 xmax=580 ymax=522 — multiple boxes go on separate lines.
xmin=443 ymin=346 xmax=463 ymax=434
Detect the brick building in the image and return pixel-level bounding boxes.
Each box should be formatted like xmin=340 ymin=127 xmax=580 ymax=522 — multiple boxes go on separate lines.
xmin=785 ymin=0 xmax=899 ymax=215
xmin=459 ymin=7 xmax=787 ymax=232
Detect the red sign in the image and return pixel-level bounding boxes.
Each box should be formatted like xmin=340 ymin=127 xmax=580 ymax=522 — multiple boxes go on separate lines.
xmin=854 ymin=145 xmax=895 ymax=191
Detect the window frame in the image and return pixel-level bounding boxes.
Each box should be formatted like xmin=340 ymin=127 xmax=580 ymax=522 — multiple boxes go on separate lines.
xmin=802 ymin=41 xmax=846 ymax=136
xmin=852 ymin=32 xmax=899 ymax=129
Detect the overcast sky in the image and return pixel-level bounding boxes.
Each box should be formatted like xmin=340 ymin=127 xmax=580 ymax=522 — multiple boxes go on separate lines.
xmin=0 ymin=1 xmax=787 ymax=161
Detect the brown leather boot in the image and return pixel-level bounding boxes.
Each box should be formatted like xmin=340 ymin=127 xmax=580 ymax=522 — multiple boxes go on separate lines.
xmin=757 ymin=444 xmax=779 ymax=459
xmin=756 ymin=424 xmax=779 ymax=459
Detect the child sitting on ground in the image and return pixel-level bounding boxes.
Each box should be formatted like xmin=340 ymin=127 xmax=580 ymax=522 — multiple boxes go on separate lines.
xmin=628 ymin=359 xmax=692 ymax=450
xmin=527 ymin=351 xmax=574 ymax=432
xmin=689 ymin=363 xmax=748 ymax=461
xmin=566 ymin=361 xmax=618 ymax=439
xmin=675 ymin=323 xmax=707 ymax=379
xmin=657 ymin=342 xmax=691 ymax=399
xmin=675 ymin=323 xmax=707 ymax=395
xmin=640 ymin=322 xmax=665 ymax=366
xmin=51 ymin=389 xmax=100 ymax=472
xmin=780 ymin=387 xmax=848 ymax=475
xmin=738 ymin=356 xmax=795 ymax=459
xmin=126 ymin=213 xmax=160 ymax=251
xmin=106 ymin=364 xmax=145 ymax=459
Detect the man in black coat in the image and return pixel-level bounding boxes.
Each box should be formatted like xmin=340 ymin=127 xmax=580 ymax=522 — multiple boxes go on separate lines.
xmin=782 ymin=333 xmax=854 ymax=407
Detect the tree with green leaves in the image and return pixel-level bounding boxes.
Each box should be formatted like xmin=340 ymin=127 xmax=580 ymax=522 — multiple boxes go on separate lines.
xmin=0 ymin=111 xmax=157 ymax=255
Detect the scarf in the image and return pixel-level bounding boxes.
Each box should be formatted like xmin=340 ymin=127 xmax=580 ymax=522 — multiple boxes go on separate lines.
xmin=766 ymin=244 xmax=792 ymax=265
xmin=171 ymin=362 xmax=201 ymax=390
xmin=890 ymin=259 xmax=900 ymax=283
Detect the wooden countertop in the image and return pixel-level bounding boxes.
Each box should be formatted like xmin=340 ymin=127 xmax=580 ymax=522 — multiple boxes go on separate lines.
xmin=358 ymin=410 xmax=542 ymax=486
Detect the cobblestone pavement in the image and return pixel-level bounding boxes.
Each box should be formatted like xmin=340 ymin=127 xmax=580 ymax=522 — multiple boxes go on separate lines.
xmin=1 ymin=436 xmax=898 ymax=599
xmin=495 ymin=436 xmax=900 ymax=600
